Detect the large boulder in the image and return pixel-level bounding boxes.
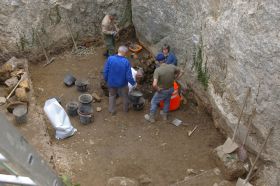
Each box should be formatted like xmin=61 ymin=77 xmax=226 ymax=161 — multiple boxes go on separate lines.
xmin=131 ymin=0 xmax=280 ymax=185
xmin=0 ymin=0 xmax=132 ymax=62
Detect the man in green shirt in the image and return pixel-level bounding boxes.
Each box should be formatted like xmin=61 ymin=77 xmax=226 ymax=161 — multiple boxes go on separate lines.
xmin=144 ymin=53 xmax=181 ymax=123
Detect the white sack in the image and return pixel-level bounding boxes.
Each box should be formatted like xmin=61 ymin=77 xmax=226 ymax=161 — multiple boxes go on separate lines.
xmin=44 ymin=98 xmax=77 ymax=139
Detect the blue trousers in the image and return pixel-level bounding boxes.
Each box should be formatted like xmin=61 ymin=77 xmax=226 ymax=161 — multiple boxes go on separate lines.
xmin=150 ymin=87 xmax=174 ymax=114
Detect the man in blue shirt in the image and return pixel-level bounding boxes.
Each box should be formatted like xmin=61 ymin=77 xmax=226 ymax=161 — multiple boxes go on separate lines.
xmin=157 ymin=44 xmax=177 ymax=66
xmin=103 ymin=46 xmax=136 ymax=115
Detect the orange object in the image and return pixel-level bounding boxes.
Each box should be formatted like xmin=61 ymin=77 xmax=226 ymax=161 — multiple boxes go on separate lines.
xmin=129 ymin=44 xmax=143 ymax=53
xmin=160 ymin=82 xmax=181 ymax=111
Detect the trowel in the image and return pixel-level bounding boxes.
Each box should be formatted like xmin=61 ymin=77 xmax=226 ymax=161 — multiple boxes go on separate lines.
xmin=236 ymin=127 xmax=273 ymax=186
xmin=221 ymin=88 xmax=251 ymax=154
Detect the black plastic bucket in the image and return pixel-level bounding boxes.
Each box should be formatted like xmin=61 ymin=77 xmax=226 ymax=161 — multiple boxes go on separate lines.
xmin=129 ymin=90 xmax=143 ymax=104
xmin=78 ymin=94 xmax=93 ymax=104
xmin=64 ymin=74 xmax=76 ymax=86
xmin=75 ymin=80 xmax=88 ymax=92
xmin=66 ymin=101 xmax=79 ymax=116
xmin=78 ymin=110 xmax=93 ymax=124
xmin=13 ymin=105 xmax=28 ymax=124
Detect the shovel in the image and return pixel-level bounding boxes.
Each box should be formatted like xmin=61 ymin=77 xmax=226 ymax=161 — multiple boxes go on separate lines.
xmin=35 ymin=31 xmax=55 ymax=67
xmin=64 ymin=13 xmax=78 ymax=51
xmin=221 ymin=87 xmax=251 ymax=154
xmin=238 ymin=107 xmax=256 ymax=161
xmin=236 ymin=127 xmax=273 ymax=186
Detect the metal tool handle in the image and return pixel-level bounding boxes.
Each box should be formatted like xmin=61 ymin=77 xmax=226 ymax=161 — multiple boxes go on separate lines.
xmin=6 ymin=73 xmax=26 ymax=100
xmin=245 ymin=127 xmax=273 ymax=183
xmin=242 ymin=107 xmax=256 ymax=146
xmin=36 ymin=31 xmax=50 ymax=62
xmin=232 ymin=87 xmax=251 ymax=142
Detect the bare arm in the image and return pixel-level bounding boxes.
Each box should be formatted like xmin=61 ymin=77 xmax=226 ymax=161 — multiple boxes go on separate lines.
xmin=153 ymin=78 xmax=162 ymax=91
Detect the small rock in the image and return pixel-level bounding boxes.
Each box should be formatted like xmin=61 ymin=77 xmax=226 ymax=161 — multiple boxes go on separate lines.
xmin=0 ymin=70 xmax=10 ymax=82
xmin=16 ymin=60 xmax=25 ymax=69
xmin=96 ymin=107 xmax=102 ymax=112
xmin=92 ymin=92 xmax=101 ymax=102
xmin=138 ymin=174 xmax=152 ymax=184
xmin=15 ymin=88 xmax=28 ymax=102
xmin=5 ymin=76 xmax=18 ymax=87
xmin=5 ymin=57 xmax=18 ymax=70
xmin=19 ymin=79 xmax=30 ymax=91
xmin=217 ymin=180 xmax=232 ymax=186
xmin=107 ymin=177 xmax=139 ymax=186
xmin=1 ymin=63 xmax=13 ymax=72
xmin=0 ymin=97 xmax=6 ymax=105
xmin=213 ymin=168 xmax=221 ymax=176
xmin=89 ymin=139 xmax=94 ymax=145
xmin=187 ymin=169 xmax=197 ymax=175
xmin=10 ymin=69 xmax=24 ymax=77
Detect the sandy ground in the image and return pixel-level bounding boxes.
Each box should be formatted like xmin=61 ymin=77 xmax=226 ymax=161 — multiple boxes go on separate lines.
xmin=3 ymin=46 xmax=227 ymax=185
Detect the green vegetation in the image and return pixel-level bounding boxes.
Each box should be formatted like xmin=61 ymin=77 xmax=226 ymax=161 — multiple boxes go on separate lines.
xmin=16 ymin=34 xmax=29 ymax=51
xmin=61 ymin=175 xmax=80 ymax=186
xmin=192 ymin=40 xmax=209 ymax=89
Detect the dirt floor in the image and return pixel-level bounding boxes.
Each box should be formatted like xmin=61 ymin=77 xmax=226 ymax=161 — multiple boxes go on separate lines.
xmin=11 ymin=46 xmax=227 ymax=186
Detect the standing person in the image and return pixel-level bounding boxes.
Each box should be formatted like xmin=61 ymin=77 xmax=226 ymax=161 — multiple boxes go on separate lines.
xmin=101 ymin=11 xmax=119 ymax=56
xmin=103 ymin=46 xmax=136 ymax=115
xmin=158 ymin=44 xmax=177 ymax=66
xmin=144 ymin=53 xmax=181 ymax=123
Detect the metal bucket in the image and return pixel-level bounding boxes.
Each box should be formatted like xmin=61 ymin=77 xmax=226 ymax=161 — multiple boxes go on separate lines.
xmin=13 ymin=105 xmax=28 ymax=124
xmin=66 ymin=101 xmax=79 ymax=116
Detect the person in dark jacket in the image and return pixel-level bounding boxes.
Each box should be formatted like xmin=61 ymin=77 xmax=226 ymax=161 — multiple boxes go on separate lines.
xmin=103 ymin=46 xmax=136 ymax=115
xmin=157 ymin=44 xmax=177 ymax=66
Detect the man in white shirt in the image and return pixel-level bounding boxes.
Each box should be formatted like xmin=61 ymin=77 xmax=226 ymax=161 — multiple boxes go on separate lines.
xmin=101 ymin=11 xmax=119 ymax=56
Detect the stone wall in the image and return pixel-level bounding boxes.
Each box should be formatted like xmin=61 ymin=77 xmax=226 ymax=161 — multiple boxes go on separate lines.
xmin=0 ymin=0 xmax=131 ymax=62
xmin=132 ymin=0 xmax=280 ymax=185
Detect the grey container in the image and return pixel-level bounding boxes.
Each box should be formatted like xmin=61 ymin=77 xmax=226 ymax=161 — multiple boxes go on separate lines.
xmin=13 ymin=105 xmax=28 ymax=124
xmin=66 ymin=102 xmax=79 ymax=117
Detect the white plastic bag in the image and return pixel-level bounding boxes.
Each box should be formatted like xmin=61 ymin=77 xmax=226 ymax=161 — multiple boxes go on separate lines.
xmin=44 ymin=98 xmax=77 ymax=139
xmin=128 ymin=67 xmax=137 ymax=92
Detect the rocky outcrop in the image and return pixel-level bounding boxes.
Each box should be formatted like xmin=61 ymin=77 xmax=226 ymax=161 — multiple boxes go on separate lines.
xmin=132 ymin=0 xmax=280 ymax=185
xmin=0 ymin=0 xmax=131 ymax=62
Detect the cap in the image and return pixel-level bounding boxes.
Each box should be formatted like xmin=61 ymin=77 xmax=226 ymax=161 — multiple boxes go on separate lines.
xmin=155 ymin=53 xmax=165 ymax=62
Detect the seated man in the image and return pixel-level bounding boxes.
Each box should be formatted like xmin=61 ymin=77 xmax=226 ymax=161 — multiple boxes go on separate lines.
xmin=157 ymin=44 xmax=177 ymax=66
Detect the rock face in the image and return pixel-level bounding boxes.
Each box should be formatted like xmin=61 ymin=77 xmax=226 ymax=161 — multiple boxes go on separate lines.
xmin=131 ymin=0 xmax=280 ymax=185
xmin=0 ymin=0 xmax=132 ymax=62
